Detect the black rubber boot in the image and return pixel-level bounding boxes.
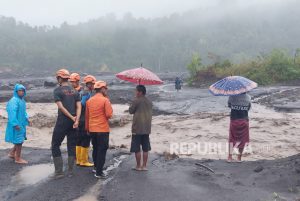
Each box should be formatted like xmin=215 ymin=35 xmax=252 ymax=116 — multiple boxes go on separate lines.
xmin=67 ymin=156 xmax=75 ymax=177
xmin=53 ymin=156 xmax=64 ymax=179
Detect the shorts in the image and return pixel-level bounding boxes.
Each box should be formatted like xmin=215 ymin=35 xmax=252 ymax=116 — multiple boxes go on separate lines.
xmin=130 ymin=134 xmax=151 ymax=153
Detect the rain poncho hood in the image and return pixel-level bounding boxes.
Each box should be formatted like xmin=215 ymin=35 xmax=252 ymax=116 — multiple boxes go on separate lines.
xmin=5 ymin=84 xmax=28 ymax=144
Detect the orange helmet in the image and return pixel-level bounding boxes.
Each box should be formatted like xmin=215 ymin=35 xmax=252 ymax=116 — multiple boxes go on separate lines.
xmin=69 ymin=73 xmax=81 ymax=82
xmin=94 ymin=81 xmax=107 ymax=89
xmin=56 ymin=69 xmax=70 ymax=79
xmin=83 ymin=75 xmax=96 ymax=84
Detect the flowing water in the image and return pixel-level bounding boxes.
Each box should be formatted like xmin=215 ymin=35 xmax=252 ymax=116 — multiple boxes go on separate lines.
xmin=74 ymin=155 xmax=128 ymax=201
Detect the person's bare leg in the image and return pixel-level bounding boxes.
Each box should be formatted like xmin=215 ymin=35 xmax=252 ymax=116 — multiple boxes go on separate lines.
xmin=237 ymin=148 xmax=244 ymax=161
xmin=134 ymin=152 xmax=142 ymax=170
xmin=15 ymin=145 xmax=28 ymax=164
xmin=142 ymin=152 xmax=148 ymax=170
xmin=227 ymin=154 xmax=233 ymax=162
xmin=227 ymin=143 xmax=234 ymax=162
xmin=8 ymin=145 xmax=17 ymax=159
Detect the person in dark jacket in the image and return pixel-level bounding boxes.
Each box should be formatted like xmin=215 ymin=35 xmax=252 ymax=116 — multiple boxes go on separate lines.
xmin=129 ymin=85 xmax=153 ymax=171
xmin=175 ymin=77 xmax=182 ymax=91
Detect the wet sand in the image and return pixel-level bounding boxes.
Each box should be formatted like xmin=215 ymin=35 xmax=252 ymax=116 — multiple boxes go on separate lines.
xmin=1 ymin=102 xmax=299 ymax=161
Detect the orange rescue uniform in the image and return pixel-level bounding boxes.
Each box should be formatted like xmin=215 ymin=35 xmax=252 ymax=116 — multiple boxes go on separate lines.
xmin=85 ymin=93 xmax=113 ymax=132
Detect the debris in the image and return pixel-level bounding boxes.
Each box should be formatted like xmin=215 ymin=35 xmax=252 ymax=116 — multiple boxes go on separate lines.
xmin=254 ymin=165 xmax=264 ymax=173
xmin=163 ymin=152 xmax=179 ymax=160
xmin=195 ymin=163 xmax=215 ymax=173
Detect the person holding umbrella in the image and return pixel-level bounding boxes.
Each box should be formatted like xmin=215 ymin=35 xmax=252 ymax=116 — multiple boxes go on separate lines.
xmin=227 ymin=92 xmax=251 ymax=162
xmin=209 ymin=76 xmax=257 ymax=162
xmin=116 ymin=65 xmax=160 ymax=171
xmin=129 ymin=85 xmax=153 ymax=171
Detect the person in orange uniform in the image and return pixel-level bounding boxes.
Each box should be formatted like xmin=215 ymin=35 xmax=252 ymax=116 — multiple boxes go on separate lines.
xmin=85 ymin=81 xmax=113 ymax=179
xmin=76 ymin=75 xmax=96 ymax=167
xmin=69 ymin=73 xmax=82 ymax=92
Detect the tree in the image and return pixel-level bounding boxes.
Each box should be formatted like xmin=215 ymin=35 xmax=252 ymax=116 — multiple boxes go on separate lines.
xmin=186 ymin=54 xmax=203 ymax=78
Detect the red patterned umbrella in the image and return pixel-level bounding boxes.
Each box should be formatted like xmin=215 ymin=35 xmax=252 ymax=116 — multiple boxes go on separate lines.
xmin=116 ymin=65 xmax=163 ymax=85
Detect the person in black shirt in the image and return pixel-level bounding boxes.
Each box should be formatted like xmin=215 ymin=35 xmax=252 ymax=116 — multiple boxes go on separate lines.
xmin=227 ymin=93 xmax=251 ymax=162
xmin=51 ymin=69 xmax=81 ymax=179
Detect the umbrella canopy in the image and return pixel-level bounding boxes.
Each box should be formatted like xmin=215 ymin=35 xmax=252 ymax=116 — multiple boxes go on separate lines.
xmin=116 ymin=66 xmax=163 ymax=85
xmin=209 ymin=76 xmax=257 ymax=96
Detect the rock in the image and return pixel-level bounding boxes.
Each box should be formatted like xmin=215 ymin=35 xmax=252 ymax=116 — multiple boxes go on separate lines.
xmin=163 ymin=151 xmax=179 ymax=161
xmin=44 ymin=80 xmax=57 ymax=88
xmin=0 ymin=84 xmax=14 ymax=90
xmin=254 ymin=165 xmax=264 ymax=173
xmin=30 ymin=113 xmax=56 ymax=128
xmin=26 ymin=84 xmax=35 ymax=90
xmin=109 ymin=116 xmax=131 ymax=128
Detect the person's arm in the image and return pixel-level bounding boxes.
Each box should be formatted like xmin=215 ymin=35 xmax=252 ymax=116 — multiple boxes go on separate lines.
xmin=104 ymin=99 xmax=113 ymax=119
xmin=129 ymin=99 xmax=137 ymax=114
xmin=85 ymin=101 xmax=90 ymax=132
xmin=81 ymin=93 xmax=89 ymax=107
xmin=248 ymin=103 xmax=251 ymax=111
xmin=73 ymin=101 xmax=81 ymax=128
xmin=56 ymin=101 xmax=76 ymax=122
xmin=227 ymin=97 xmax=232 ymax=108
xmin=7 ymin=99 xmax=20 ymax=130
xmin=25 ymin=111 xmax=32 ymax=126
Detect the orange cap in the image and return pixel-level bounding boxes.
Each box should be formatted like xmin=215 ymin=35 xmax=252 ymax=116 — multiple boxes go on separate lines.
xmin=94 ymin=81 xmax=107 ymax=89
xmin=56 ymin=69 xmax=70 ymax=79
xmin=69 ymin=73 xmax=81 ymax=82
xmin=83 ymin=75 xmax=96 ymax=84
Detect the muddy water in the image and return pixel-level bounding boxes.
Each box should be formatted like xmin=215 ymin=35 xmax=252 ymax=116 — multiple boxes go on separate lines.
xmin=11 ymin=163 xmax=53 ymax=186
xmin=1 ymin=163 xmax=53 ymax=200
xmin=1 ymin=73 xmax=299 ymax=114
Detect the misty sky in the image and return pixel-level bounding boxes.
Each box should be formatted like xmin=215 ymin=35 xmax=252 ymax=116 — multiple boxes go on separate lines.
xmin=0 ymin=0 xmax=285 ymax=26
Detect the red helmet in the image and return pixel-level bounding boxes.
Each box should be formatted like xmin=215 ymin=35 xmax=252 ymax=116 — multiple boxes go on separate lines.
xmin=94 ymin=81 xmax=107 ymax=89
xmin=83 ymin=75 xmax=96 ymax=84
xmin=69 ymin=73 xmax=81 ymax=82
xmin=56 ymin=69 xmax=70 ymax=79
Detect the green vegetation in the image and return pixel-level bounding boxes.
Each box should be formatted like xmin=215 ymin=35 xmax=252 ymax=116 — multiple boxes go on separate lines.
xmin=187 ymin=49 xmax=300 ymax=85
xmin=1 ymin=0 xmax=300 ymax=73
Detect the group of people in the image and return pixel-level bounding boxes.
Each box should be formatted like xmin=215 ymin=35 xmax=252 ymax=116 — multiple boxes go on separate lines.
xmin=4 ymin=68 xmax=153 ymax=179
xmin=4 ymin=67 xmax=252 ymax=180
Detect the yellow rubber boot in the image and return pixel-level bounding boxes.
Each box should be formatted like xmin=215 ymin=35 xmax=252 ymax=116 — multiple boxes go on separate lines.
xmin=76 ymin=146 xmax=82 ymax=165
xmin=80 ymin=147 xmax=94 ymax=167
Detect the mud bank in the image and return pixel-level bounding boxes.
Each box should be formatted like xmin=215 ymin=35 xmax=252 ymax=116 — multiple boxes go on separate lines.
xmin=101 ymin=154 xmax=300 ymax=201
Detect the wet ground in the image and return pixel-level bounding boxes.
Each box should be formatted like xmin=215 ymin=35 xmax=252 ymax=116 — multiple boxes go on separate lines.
xmin=1 ymin=74 xmax=300 ymax=201
xmin=0 ymin=148 xmax=299 ymax=201
xmin=0 ymin=147 xmax=130 ymax=201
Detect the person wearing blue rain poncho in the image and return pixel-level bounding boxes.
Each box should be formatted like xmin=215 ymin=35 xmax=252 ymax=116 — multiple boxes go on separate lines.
xmin=5 ymin=84 xmax=30 ymax=164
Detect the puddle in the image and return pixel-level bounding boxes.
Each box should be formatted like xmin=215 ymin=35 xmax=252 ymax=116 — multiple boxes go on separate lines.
xmin=74 ymin=155 xmax=127 ymax=201
xmin=11 ymin=163 xmax=53 ymax=186
xmin=0 ymin=163 xmax=53 ymax=200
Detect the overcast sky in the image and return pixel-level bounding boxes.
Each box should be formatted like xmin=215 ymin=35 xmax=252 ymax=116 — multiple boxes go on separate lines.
xmin=0 ymin=0 xmax=285 ymax=26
